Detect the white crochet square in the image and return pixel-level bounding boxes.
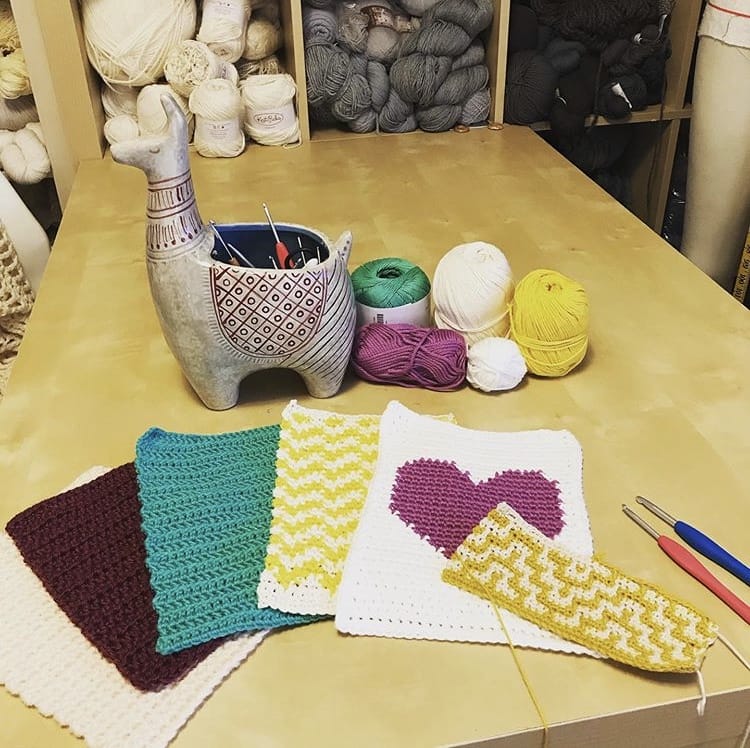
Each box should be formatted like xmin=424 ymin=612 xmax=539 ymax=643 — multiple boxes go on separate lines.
xmin=335 ymin=401 xmax=596 ymax=654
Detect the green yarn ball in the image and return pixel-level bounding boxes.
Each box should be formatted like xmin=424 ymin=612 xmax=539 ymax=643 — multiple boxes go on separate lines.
xmin=350 ymin=257 xmax=431 ymax=308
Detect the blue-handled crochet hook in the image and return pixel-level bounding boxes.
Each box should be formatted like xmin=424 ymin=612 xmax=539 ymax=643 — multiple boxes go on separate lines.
xmin=636 ymin=495 xmax=750 ymax=586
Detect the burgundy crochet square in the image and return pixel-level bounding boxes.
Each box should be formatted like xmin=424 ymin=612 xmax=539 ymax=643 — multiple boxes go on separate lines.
xmin=5 ymin=463 xmax=222 ymax=692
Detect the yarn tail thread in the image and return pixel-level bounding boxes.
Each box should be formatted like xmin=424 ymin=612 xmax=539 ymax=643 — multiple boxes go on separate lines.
xmin=350 ymin=323 xmax=467 ymax=391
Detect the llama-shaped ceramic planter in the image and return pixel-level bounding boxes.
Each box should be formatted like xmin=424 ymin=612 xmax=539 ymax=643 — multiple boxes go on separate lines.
xmin=111 ymin=95 xmax=356 ymax=410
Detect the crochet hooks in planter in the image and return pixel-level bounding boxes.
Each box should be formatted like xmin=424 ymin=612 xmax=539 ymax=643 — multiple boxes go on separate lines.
xmin=262 ymin=202 xmax=292 ymax=268
xmin=622 ymin=504 xmax=750 ymax=625
xmin=636 ymin=495 xmax=750 ymax=586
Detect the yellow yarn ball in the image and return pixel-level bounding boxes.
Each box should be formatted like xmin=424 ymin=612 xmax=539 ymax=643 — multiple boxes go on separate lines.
xmin=509 ymin=269 xmax=589 ymax=377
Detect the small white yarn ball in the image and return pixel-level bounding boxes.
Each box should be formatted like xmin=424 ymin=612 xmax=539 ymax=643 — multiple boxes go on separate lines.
xmin=189 ymin=78 xmax=245 ymax=158
xmin=196 ymin=0 xmax=251 ymax=63
xmin=244 ymin=18 xmax=283 ymax=61
xmin=81 ymin=0 xmax=197 ymax=86
xmin=101 ymin=83 xmax=140 ymax=118
xmin=432 ymin=241 xmax=515 ymax=346
xmin=137 ymin=84 xmax=193 ymax=138
xmin=466 ymin=337 xmax=527 ymax=392
xmin=104 ymin=114 xmax=140 ymax=144
xmin=0 ymin=125 xmax=51 ymax=184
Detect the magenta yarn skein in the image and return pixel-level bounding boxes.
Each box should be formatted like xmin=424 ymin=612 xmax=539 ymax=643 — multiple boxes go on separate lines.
xmin=351 ymin=323 xmax=467 ymax=391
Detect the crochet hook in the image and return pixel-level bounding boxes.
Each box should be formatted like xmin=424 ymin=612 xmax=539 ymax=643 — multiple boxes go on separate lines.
xmin=622 ymin=504 xmax=750 ymax=625
xmin=262 ymin=203 xmax=292 ymax=268
xmin=636 ymin=495 xmax=750 ymax=586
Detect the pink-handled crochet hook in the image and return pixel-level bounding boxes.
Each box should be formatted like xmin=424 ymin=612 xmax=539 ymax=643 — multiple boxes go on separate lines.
xmin=622 ymin=504 xmax=750 ymax=625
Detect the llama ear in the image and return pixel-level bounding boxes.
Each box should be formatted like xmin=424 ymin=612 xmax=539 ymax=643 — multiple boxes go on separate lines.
xmin=161 ymin=94 xmax=188 ymax=141
xmin=332 ymin=231 xmax=353 ymax=263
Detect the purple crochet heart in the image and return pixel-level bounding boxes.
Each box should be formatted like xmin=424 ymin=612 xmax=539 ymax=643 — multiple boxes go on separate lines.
xmin=389 ymin=459 xmax=563 ymax=557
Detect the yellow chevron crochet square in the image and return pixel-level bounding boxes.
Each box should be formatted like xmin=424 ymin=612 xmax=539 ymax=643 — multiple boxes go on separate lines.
xmin=442 ymin=506 xmax=718 ymax=673
xmin=257 ymin=401 xmax=456 ymax=616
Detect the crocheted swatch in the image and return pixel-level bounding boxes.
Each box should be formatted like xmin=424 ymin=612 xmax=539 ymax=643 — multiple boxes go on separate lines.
xmin=136 ymin=425 xmax=320 ymax=655
xmin=335 ymin=401 xmax=595 ymax=653
xmin=443 ymin=506 xmax=719 ymax=672
xmin=5 ymin=463 xmax=222 ymax=691
xmin=0 ymin=531 xmax=266 ymax=748
xmin=257 ymin=401 xmax=457 ymax=615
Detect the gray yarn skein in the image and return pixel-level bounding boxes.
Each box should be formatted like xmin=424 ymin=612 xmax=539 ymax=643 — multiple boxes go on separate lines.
xmin=390 ymin=54 xmax=453 ymax=106
xmin=452 ymin=39 xmax=486 ymax=69
xmin=433 ymin=64 xmax=488 ymax=105
xmin=379 ymin=89 xmax=417 ymax=132
xmin=460 ymin=87 xmax=491 ymax=124
xmin=337 ymin=7 xmax=369 ymax=53
xmin=398 ymin=20 xmax=472 ymax=57
xmin=302 ymin=7 xmax=337 ymax=44
xmin=349 ymin=109 xmax=378 ymax=132
xmin=417 ymin=104 xmax=463 ymax=131
xmin=422 ymin=0 xmax=494 ymax=39
xmin=303 ymin=0 xmax=335 ymax=9
xmin=368 ymin=61 xmax=390 ymax=112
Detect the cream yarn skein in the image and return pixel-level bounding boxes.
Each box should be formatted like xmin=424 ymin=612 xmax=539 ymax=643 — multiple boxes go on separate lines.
xmin=189 ymin=79 xmax=245 ymax=157
xmin=81 ymin=0 xmax=197 ymax=86
xmin=197 ymin=0 xmax=251 ymax=63
xmin=0 ymin=48 xmax=32 ymax=99
xmin=165 ymin=40 xmax=239 ymax=97
xmin=236 ymin=54 xmax=284 ymax=78
xmin=101 ymin=83 xmax=139 ymax=119
xmin=244 ymin=18 xmax=283 ymax=61
xmin=432 ymin=241 xmax=515 ymax=346
xmin=0 ymin=0 xmax=20 ymax=53
xmin=0 ymin=124 xmax=51 ymax=184
xmin=241 ymin=74 xmax=300 ymax=145
xmin=137 ymin=84 xmax=194 ymax=139
xmin=466 ymin=337 xmax=527 ymax=392
xmin=104 ymin=115 xmax=140 ymax=145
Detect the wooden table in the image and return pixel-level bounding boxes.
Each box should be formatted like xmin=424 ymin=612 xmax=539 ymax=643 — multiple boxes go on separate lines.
xmin=2 ymin=126 xmax=749 ymax=748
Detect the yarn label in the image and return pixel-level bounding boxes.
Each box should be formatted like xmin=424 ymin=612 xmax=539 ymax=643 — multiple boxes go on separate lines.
xmin=356 ymin=295 xmax=430 ymax=328
xmin=360 ymin=5 xmax=416 ymax=31
xmin=248 ymin=101 xmax=296 ymax=131
xmin=195 ymin=118 xmax=242 ymax=142
xmin=202 ymin=0 xmax=248 ymax=24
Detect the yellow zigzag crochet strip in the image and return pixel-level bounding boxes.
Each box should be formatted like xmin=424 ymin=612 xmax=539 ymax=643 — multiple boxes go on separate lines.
xmin=258 ymin=401 xmax=455 ymax=615
xmin=442 ymin=506 xmax=718 ymax=673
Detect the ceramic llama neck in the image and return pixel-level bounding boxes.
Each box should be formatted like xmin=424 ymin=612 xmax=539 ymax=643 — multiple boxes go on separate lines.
xmin=146 ymin=169 xmax=204 ymax=253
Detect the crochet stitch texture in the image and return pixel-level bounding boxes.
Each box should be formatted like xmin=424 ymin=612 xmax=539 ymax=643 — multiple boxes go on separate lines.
xmin=335 ymin=401 xmax=595 ymax=653
xmin=136 ymin=425 xmax=320 ymax=655
xmin=0 ymin=531 xmax=266 ymax=748
xmin=5 ymin=463 xmax=222 ymax=691
xmin=443 ymin=506 xmax=718 ymax=672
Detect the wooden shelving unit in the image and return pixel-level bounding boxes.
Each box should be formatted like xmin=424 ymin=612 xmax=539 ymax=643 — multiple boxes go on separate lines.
xmin=14 ymin=0 xmax=702 ymax=232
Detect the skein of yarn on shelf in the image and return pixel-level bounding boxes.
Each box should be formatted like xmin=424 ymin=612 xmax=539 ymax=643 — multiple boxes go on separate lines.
xmin=244 ymin=17 xmax=283 ymax=61
xmin=196 ymin=0 xmax=251 ymax=63
xmin=0 ymin=95 xmax=37 ymax=131
xmin=240 ymin=74 xmax=300 ymax=145
xmin=189 ymin=78 xmax=245 ymax=157
xmin=0 ymin=3 xmax=31 ymax=100
xmin=0 ymin=123 xmax=51 ymax=184
xmin=164 ymin=40 xmax=239 ymax=97
xmin=81 ymin=0 xmax=197 ymax=86
xmin=432 ymin=241 xmax=515 ymax=346
xmin=137 ymin=84 xmax=194 ymax=138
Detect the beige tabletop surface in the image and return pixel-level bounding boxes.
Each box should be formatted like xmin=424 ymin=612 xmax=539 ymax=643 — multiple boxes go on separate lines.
xmin=1 ymin=125 xmax=749 ymax=748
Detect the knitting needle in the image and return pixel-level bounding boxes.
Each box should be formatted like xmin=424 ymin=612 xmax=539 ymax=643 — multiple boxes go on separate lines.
xmin=636 ymin=496 xmax=750 ymax=586
xmin=262 ymin=203 xmax=292 ymax=268
xmin=268 ymin=255 xmax=279 ymax=269
xmin=622 ymin=504 xmax=750 ymax=624
xmin=227 ymin=242 xmax=254 ymax=268
xmin=209 ymin=220 xmax=232 ymax=257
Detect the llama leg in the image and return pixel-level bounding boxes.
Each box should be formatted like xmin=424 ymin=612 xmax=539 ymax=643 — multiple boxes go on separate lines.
xmin=183 ymin=365 xmax=242 ymax=410
xmin=299 ymin=356 xmax=350 ymax=398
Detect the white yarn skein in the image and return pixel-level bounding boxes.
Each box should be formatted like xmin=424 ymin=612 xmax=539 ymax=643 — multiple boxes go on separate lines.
xmin=0 ymin=129 xmax=13 ymax=150
xmin=0 ymin=0 xmax=21 ymax=53
xmin=189 ymin=78 xmax=245 ymax=158
xmin=81 ymin=0 xmax=197 ymax=86
xmin=0 ymin=125 xmax=51 ymax=184
xmin=104 ymin=115 xmax=140 ymax=144
xmin=432 ymin=241 xmax=515 ymax=346
xmin=101 ymin=83 xmax=139 ymax=119
xmin=0 ymin=48 xmax=32 ymax=99
xmin=244 ymin=18 xmax=283 ymax=61
xmin=466 ymin=337 xmax=527 ymax=392
xmin=165 ymin=40 xmax=238 ymax=97
xmin=241 ymin=74 xmax=300 ymax=145
xmin=197 ymin=0 xmax=251 ymax=63
xmin=137 ymin=84 xmax=194 ymax=139
xmin=0 ymin=95 xmax=37 ymax=131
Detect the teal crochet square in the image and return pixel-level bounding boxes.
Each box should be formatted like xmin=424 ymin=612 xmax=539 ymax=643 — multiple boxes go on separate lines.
xmin=135 ymin=425 xmax=322 ymax=654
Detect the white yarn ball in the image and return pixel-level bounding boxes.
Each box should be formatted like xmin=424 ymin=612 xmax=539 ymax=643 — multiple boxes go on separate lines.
xmin=0 ymin=125 xmax=51 ymax=184
xmin=0 ymin=95 xmax=37 ymax=131
xmin=189 ymin=78 xmax=245 ymax=158
xmin=165 ymin=39 xmax=239 ymax=97
xmin=81 ymin=0 xmax=197 ymax=86
xmin=101 ymin=83 xmax=139 ymax=118
xmin=432 ymin=241 xmax=515 ymax=346
xmin=137 ymin=84 xmax=193 ymax=139
xmin=197 ymin=0 xmax=251 ymax=63
xmin=244 ymin=18 xmax=283 ymax=61
xmin=0 ymin=129 xmax=13 ymax=150
xmin=240 ymin=73 xmax=300 ymax=145
xmin=466 ymin=337 xmax=527 ymax=392
xmin=104 ymin=114 xmax=140 ymax=144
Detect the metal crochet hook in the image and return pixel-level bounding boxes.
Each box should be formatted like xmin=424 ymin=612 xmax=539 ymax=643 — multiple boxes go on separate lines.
xmin=262 ymin=203 xmax=292 ymax=268
xmin=636 ymin=495 xmax=750 ymax=586
xmin=622 ymin=504 xmax=750 ymax=624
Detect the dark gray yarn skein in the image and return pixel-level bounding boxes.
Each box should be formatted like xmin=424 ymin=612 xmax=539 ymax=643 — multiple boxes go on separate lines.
xmin=460 ymin=87 xmax=491 ymax=124
xmin=422 ymin=0 xmax=494 ymax=39
xmin=504 ymin=49 xmax=558 ymax=123
xmin=433 ymin=65 xmax=489 ymax=105
xmin=452 ymin=39 xmax=486 ymax=69
xmin=379 ymin=89 xmax=418 ymax=132
xmin=390 ymin=53 xmax=453 ymax=106
xmin=417 ymin=104 xmax=463 ymax=131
